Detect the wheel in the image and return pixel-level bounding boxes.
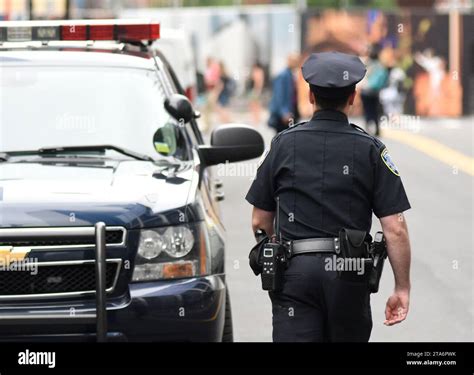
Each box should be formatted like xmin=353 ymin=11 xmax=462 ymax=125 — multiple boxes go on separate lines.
xmin=221 ymin=287 xmax=234 ymax=342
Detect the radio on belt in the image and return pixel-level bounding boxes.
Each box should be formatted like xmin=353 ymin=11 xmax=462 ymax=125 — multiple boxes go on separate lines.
xmin=260 ymin=197 xmax=287 ymax=292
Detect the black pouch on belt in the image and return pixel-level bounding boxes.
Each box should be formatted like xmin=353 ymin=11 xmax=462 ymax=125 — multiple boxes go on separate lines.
xmin=336 ymin=228 xmax=373 ymax=282
xmin=249 ymin=235 xmax=268 ymax=276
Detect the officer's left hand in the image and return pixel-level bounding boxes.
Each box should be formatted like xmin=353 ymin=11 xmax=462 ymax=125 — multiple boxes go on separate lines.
xmin=384 ymin=289 xmax=410 ymax=326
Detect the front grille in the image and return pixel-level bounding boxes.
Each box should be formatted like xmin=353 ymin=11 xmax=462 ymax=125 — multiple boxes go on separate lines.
xmin=0 ymin=261 xmax=120 ymax=297
xmin=0 ymin=228 xmax=125 ymax=247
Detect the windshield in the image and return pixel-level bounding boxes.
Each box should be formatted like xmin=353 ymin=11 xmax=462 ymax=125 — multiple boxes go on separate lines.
xmin=0 ymin=64 xmax=187 ymax=160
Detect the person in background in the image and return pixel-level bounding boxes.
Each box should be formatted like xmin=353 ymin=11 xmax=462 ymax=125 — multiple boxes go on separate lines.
xmin=202 ymin=57 xmax=221 ymax=131
xmin=380 ymin=61 xmax=407 ymax=116
xmin=268 ymin=53 xmax=300 ymax=133
xmin=414 ymin=49 xmax=445 ymax=95
xmin=248 ymin=62 xmax=265 ymax=126
xmin=378 ymin=48 xmax=406 ymax=116
xmin=215 ymin=61 xmax=234 ymax=123
xmin=204 ymin=56 xmax=221 ymax=90
xmin=360 ymin=44 xmax=388 ymax=136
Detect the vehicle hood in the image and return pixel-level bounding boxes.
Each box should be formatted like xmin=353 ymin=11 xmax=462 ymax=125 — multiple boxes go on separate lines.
xmin=0 ymin=159 xmax=201 ymax=228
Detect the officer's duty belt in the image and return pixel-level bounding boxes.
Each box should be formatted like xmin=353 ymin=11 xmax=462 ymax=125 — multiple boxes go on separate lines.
xmin=290 ymin=237 xmax=338 ymax=256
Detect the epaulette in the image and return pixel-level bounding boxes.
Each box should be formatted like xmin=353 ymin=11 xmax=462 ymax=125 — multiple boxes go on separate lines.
xmin=273 ymin=121 xmax=308 ymax=142
xmin=350 ymin=123 xmax=383 ymax=147
xmin=350 ymin=123 xmax=370 ymax=135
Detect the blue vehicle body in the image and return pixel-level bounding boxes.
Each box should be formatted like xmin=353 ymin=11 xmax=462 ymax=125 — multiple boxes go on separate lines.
xmin=0 ymin=160 xmax=227 ymax=341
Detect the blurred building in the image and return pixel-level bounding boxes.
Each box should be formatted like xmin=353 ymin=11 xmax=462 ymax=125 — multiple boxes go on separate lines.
xmin=301 ymin=5 xmax=472 ymax=117
xmin=0 ymin=0 xmax=119 ymax=19
xmin=1 ymin=0 xmax=472 ymax=115
xmin=121 ymin=5 xmax=301 ymax=94
xmin=0 ymin=0 xmax=29 ymax=20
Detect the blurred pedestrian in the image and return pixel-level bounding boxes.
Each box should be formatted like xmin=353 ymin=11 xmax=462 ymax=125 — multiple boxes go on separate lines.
xmin=215 ymin=61 xmax=235 ymax=123
xmin=202 ymin=57 xmax=221 ymax=131
xmin=379 ymin=49 xmax=407 ymax=116
xmin=414 ymin=49 xmax=445 ymax=95
xmin=248 ymin=62 xmax=265 ymax=126
xmin=380 ymin=64 xmax=407 ymax=116
xmin=204 ymin=56 xmax=221 ymax=91
xmin=268 ymin=53 xmax=300 ymax=133
xmin=360 ymin=44 xmax=388 ymax=136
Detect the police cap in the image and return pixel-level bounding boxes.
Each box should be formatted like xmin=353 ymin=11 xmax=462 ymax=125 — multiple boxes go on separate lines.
xmin=302 ymin=51 xmax=366 ymax=99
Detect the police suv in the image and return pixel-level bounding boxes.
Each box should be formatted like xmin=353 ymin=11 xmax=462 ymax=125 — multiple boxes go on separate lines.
xmin=0 ymin=20 xmax=264 ymax=342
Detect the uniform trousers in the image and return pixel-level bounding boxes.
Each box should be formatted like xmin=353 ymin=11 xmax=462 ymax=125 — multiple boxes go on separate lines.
xmin=269 ymin=253 xmax=373 ymax=342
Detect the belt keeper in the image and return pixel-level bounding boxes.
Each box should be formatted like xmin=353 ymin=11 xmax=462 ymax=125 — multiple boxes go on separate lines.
xmin=334 ymin=237 xmax=340 ymax=255
xmin=286 ymin=241 xmax=293 ymax=258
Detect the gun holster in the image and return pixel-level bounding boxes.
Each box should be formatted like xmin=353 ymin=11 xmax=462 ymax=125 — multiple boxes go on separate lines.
xmin=336 ymin=228 xmax=373 ymax=283
xmin=367 ymin=231 xmax=388 ymax=293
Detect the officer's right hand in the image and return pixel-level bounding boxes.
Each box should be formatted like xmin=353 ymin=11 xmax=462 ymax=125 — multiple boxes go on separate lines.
xmin=384 ymin=289 xmax=410 ymax=326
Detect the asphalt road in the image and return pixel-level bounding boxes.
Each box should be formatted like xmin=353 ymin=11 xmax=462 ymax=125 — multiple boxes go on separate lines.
xmin=217 ymin=110 xmax=473 ymax=342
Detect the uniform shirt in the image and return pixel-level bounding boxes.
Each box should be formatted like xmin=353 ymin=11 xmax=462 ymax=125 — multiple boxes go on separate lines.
xmin=246 ymin=109 xmax=411 ymax=240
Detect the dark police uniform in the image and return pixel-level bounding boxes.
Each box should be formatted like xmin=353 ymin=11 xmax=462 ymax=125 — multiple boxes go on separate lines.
xmin=245 ymin=51 xmax=411 ymax=342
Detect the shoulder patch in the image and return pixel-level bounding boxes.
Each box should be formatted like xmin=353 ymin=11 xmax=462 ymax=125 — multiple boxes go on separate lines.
xmin=381 ymin=148 xmax=400 ymax=176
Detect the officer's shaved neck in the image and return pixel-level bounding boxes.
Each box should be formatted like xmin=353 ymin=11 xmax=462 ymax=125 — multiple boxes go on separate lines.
xmin=309 ymin=89 xmax=356 ymax=116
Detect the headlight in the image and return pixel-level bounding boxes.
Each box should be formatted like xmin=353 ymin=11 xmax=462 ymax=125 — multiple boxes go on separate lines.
xmin=163 ymin=226 xmax=194 ymax=258
xmin=137 ymin=226 xmax=194 ymax=260
xmin=132 ymin=223 xmax=208 ymax=282
xmin=138 ymin=230 xmax=165 ymax=259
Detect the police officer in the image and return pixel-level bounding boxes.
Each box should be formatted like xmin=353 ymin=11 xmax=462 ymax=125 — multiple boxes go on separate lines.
xmin=246 ymin=51 xmax=412 ymax=342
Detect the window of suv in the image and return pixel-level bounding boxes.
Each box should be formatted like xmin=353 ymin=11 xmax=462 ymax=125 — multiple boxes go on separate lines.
xmin=0 ymin=64 xmax=189 ymax=161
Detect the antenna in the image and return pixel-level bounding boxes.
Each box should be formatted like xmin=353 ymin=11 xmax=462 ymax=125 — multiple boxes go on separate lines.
xmin=275 ymin=196 xmax=281 ymax=242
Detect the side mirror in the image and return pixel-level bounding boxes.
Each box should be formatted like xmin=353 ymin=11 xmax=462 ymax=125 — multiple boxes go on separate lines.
xmin=198 ymin=124 xmax=264 ymax=167
xmin=164 ymin=94 xmax=194 ymax=124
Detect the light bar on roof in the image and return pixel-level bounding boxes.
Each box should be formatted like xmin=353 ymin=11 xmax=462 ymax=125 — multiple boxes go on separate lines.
xmin=0 ymin=20 xmax=160 ymax=43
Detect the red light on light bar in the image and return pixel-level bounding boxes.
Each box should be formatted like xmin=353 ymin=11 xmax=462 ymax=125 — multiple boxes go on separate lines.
xmin=117 ymin=24 xmax=160 ymax=42
xmin=61 ymin=25 xmax=87 ymax=40
xmin=150 ymin=23 xmax=160 ymax=40
xmin=89 ymin=25 xmax=114 ymax=40
xmin=0 ymin=21 xmax=160 ymax=43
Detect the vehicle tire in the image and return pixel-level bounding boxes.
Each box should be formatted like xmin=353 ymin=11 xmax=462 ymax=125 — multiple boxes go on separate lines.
xmin=222 ymin=287 xmax=234 ymax=342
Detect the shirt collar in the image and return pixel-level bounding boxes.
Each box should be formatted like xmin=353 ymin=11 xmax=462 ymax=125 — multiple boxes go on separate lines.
xmin=310 ymin=109 xmax=349 ymax=125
